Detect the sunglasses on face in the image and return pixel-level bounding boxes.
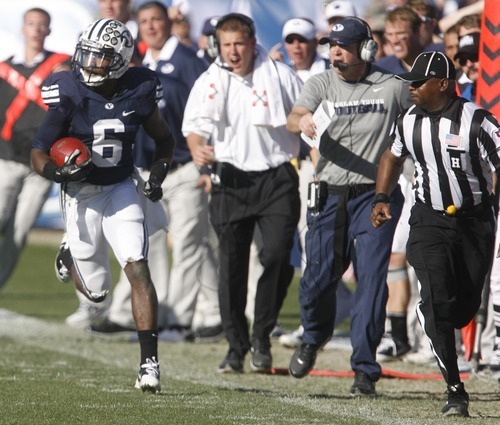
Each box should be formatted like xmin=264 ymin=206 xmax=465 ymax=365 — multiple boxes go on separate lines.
xmin=409 ymin=79 xmax=429 ymax=89
xmin=458 ymin=55 xmax=478 ymax=66
xmin=285 ymin=35 xmax=309 ymax=44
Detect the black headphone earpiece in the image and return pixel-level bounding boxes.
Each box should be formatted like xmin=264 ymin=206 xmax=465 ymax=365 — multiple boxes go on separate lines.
xmin=349 ymin=17 xmax=378 ymax=63
xmin=206 ymin=13 xmax=256 ymax=57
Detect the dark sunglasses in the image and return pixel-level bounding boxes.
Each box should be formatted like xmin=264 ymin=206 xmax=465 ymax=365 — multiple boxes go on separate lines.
xmin=458 ymin=55 xmax=478 ymax=66
xmin=285 ymin=35 xmax=309 ymax=44
xmin=409 ymin=79 xmax=429 ymax=89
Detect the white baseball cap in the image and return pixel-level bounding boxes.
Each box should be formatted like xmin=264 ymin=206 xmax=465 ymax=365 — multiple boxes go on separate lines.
xmin=282 ymin=18 xmax=316 ymax=41
xmin=324 ymin=1 xmax=359 ymax=21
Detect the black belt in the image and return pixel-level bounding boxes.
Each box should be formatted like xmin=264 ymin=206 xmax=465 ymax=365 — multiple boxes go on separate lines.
xmin=416 ymin=199 xmax=491 ymax=218
xmin=328 ymin=183 xmax=376 ymax=197
xmin=213 ymin=162 xmax=277 ymax=188
xmin=328 ymin=183 xmax=376 ymax=278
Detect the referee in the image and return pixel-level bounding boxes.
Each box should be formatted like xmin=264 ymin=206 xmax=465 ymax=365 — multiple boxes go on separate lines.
xmin=371 ymin=51 xmax=500 ymax=418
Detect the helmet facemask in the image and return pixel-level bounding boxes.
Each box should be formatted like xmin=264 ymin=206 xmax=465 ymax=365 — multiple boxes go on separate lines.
xmin=72 ymin=19 xmax=134 ymax=87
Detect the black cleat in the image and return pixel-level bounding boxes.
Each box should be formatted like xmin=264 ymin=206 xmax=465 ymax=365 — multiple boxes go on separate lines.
xmin=441 ymin=382 xmax=469 ymax=417
xmin=218 ymin=349 xmax=244 ymax=373
xmin=250 ymin=338 xmax=272 ymax=372
xmin=289 ymin=343 xmax=318 ymax=378
xmin=350 ymin=371 xmax=376 ymax=397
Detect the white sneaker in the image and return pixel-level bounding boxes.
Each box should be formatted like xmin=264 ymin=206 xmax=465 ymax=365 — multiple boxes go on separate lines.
xmin=65 ymin=300 xmax=109 ymax=329
xmin=135 ymin=357 xmax=161 ymax=393
xmin=376 ymin=335 xmax=411 ymax=361
xmin=490 ymin=345 xmax=500 ymax=371
xmin=404 ymin=350 xmax=436 ymax=365
xmin=278 ymin=325 xmax=304 ymax=348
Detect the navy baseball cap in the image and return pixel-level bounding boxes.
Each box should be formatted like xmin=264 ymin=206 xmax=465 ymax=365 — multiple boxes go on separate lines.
xmin=201 ymin=16 xmax=219 ymax=36
xmin=319 ymin=17 xmax=369 ymax=46
xmin=396 ymin=51 xmax=456 ymax=82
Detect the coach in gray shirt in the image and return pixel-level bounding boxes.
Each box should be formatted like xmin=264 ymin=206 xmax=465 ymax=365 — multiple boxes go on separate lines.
xmin=286 ymin=17 xmax=411 ymax=396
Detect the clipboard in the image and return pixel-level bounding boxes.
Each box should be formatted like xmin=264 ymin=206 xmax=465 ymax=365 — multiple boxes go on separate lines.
xmin=301 ymin=100 xmax=335 ymax=148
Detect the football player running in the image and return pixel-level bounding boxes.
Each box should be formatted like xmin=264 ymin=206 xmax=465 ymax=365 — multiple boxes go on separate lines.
xmin=31 ymin=18 xmax=176 ymax=393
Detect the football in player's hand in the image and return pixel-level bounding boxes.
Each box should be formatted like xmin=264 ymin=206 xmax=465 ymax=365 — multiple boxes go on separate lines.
xmin=49 ymin=137 xmax=91 ymax=167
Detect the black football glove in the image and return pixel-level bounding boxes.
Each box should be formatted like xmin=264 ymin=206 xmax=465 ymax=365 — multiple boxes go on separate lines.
xmin=143 ymin=176 xmax=163 ymax=202
xmin=54 ymin=149 xmax=93 ymax=183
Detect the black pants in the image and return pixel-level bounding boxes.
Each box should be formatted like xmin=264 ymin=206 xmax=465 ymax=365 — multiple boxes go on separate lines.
xmin=210 ymin=162 xmax=300 ymax=357
xmin=407 ymin=201 xmax=495 ymax=384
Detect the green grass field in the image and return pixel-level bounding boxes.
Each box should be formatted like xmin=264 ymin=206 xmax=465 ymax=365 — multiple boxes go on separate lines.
xmin=0 ymin=234 xmax=499 ymax=424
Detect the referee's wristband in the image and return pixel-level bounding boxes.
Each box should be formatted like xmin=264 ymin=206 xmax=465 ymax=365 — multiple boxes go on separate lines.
xmin=371 ymin=193 xmax=390 ymax=211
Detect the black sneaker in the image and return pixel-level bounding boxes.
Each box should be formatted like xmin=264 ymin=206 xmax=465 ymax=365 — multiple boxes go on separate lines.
xmin=350 ymin=371 xmax=376 ymax=397
xmin=441 ymin=383 xmax=469 ymax=417
xmin=250 ymin=338 xmax=272 ymax=372
xmin=89 ymin=318 xmax=135 ymax=334
xmin=289 ymin=343 xmax=318 ymax=378
xmin=194 ymin=324 xmax=225 ymax=343
xmin=218 ymin=350 xmax=244 ymax=373
xmin=54 ymin=234 xmax=73 ymax=283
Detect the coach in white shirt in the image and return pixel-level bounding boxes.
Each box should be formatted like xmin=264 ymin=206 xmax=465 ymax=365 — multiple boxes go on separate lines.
xmin=182 ymin=13 xmax=302 ymax=374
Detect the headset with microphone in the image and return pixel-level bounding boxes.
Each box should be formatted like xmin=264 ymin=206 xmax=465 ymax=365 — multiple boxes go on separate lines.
xmin=206 ymin=12 xmax=256 ymax=71
xmin=332 ymin=61 xmax=366 ymax=70
xmin=327 ymin=17 xmax=378 ymax=70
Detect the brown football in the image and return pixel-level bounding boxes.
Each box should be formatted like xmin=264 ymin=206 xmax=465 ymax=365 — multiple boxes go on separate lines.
xmin=49 ymin=137 xmax=91 ymax=167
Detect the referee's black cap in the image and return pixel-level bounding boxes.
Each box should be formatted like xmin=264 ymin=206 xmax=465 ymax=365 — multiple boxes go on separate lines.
xmin=395 ymin=51 xmax=456 ymax=83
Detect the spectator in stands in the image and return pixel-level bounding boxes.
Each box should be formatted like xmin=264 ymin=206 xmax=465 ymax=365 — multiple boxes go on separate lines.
xmin=377 ymin=6 xmax=425 ymax=74
xmin=407 ymin=0 xmax=445 ymax=52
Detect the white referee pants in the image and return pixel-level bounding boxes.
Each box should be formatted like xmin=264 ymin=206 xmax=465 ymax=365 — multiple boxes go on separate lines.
xmin=0 ymin=159 xmax=51 ymax=288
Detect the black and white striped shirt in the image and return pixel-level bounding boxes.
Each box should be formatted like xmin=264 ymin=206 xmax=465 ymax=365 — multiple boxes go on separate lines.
xmin=390 ymin=97 xmax=500 ymax=211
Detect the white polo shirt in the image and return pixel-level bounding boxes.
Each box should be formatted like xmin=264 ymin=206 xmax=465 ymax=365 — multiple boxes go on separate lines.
xmin=182 ymin=61 xmax=302 ymax=172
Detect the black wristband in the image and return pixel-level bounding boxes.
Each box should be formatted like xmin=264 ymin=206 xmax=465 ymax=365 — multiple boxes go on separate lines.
xmin=42 ymin=161 xmax=59 ymax=182
xmin=371 ymin=193 xmax=390 ymax=211
xmin=149 ymin=159 xmax=170 ymax=183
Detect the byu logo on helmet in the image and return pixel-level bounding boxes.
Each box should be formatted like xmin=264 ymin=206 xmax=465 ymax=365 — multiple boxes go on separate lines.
xmin=72 ymin=19 xmax=134 ymax=86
